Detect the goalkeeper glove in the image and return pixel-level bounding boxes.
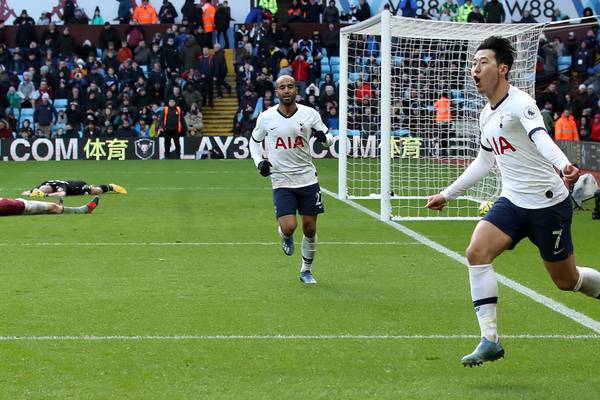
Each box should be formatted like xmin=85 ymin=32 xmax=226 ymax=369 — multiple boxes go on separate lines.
xmin=311 ymin=129 xmax=327 ymax=143
xmin=257 ymin=160 xmax=272 ymax=177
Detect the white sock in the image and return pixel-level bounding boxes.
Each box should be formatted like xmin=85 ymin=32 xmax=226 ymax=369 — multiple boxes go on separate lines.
xmin=278 ymin=226 xmax=289 ymax=239
xmin=574 ymin=266 xmax=600 ymax=298
xmin=301 ymin=235 xmax=317 ymax=273
xmin=469 ymin=264 xmax=498 ymax=343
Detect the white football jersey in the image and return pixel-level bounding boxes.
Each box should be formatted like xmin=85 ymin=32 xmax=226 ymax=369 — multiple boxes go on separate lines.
xmin=479 ymin=85 xmax=568 ymax=209
xmin=251 ymin=104 xmax=329 ymax=189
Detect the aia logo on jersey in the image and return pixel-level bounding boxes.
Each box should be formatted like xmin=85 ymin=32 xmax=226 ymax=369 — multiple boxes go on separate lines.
xmin=488 ymin=136 xmax=516 ymax=155
xmin=275 ymin=136 xmax=304 ymax=149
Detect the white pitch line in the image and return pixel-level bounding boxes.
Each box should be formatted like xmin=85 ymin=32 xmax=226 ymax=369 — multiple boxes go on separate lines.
xmin=321 ymin=187 xmax=600 ymax=334
xmin=0 ymin=241 xmax=421 ymax=247
xmin=0 ymin=334 xmax=598 ymax=341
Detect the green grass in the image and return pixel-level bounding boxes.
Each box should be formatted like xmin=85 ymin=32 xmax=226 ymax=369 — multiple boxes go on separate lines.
xmin=0 ymin=159 xmax=599 ymax=399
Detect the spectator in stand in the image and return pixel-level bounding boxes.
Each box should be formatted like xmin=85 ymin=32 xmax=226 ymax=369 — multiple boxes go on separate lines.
xmin=584 ymin=29 xmax=597 ymax=51
xmin=457 ymin=0 xmax=474 ymax=22
xmin=6 ymin=86 xmax=19 ymax=117
xmin=551 ymin=8 xmax=569 ymax=22
xmin=259 ymin=0 xmax=278 ymax=16
xmin=0 ymin=119 xmax=11 ymax=139
xmin=159 ymin=0 xmax=178 ymax=24
xmin=117 ymin=0 xmax=133 ymax=23
xmin=91 ymin=7 xmax=105 ymax=25
xmin=213 ymin=43 xmax=232 ymax=98
xmin=518 ymin=9 xmax=537 ymax=23
xmin=540 ymin=101 xmax=555 ymax=137
xmin=467 ymin=6 xmax=485 ymax=23
xmin=323 ymin=0 xmax=340 ymax=23
xmin=579 ymin=115 xmax=592 ymax=141
xmin=215 ymin=1 xmax=233 ymax=49
xmin=565 ymin=32 xmax=578 ymax=57
xmin=582 ymin=7 xmax=599 ymax=33
xmin=321 ymin=23 xmax=339 ymax=58
xmin=591 ymin=114 xmax=600 ymax=141
xmin=202 ymin=0 xmax=217 ymax=46
xmin=34 ymin=93 xmax=57 ymax=138
xmin=197 ymin=47 xmax=215 ymax=108
xmin=57 ymin=26 xmax=77 ymax=59
xmin=483 ymin=0 xmax=504 ymax=23
xmin=554 ymin=108 xmax=579 ymax=141
xmin=15 ymin=10 xmax=36 ymax=50
xmin=127 ymin=24 xmax=145 ymax=49
xmin=118 ymin=40 xmax=133 ymax=63
xmin=134 ymin=118 xmax=151 ymax=137
xmin=288 ymin=0 xmax=306 ymax=23
xmin=436 ymin=0 xmax=458 ymax=21
xmin=134 ymin=40 xmax=151 ymax=66
xmin=574 ymin=41 xmax=593 ymax=78
xmin=63 ymin=0 xmax=76 ymax=23
xmin=38 ymin=12 xmax=52 ymax=25
xmin=133 ymin=0 xmax=158 ymax=25
xmin=17 ymin=72 xmax=39 ymax=109
xmin=99 ymin=22 xmax=121 ymax=52
xmin=357 ymin=0 xmax=372 ymax=21
xmin=340 ymin=5 xmax=359 ymax=23
xmin=184 ymin=103 xmax=204 ymax=136
xmin=17 ymin=119 xmax=34 ymax=139
xmin=305 ymin=0 xmax=324 ymax=23
xmin=291 ymin=54 xmax=310 ymax=96
xmin=0 ymin=19 xmax=6 ymax=47
xmin=181 ymin=0 xmax=202 ymax=25
xmin=400 ymin=0 xmax=418 ymax=18
xmin=541 ymin=38 xmax=558 ymax=75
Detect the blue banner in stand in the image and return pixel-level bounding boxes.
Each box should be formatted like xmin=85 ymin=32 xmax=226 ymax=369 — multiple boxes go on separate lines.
xmin=0 ymin=137 xmax=341 ymax=161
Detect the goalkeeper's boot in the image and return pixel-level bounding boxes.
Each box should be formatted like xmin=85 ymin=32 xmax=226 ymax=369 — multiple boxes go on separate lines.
xmin=86 ymin=196 xmax=100 ymax=214
xmin=30 ymin=188 xmax=46 ymax=198
xmin=109 ymin=183 xmax=128 ymax=194
xmin=300 ymin=270 xmax=317 ymax=284
xmin=281 ymin=235 xmax=294 ymax=256
xmin=460 ymin=337 xmax=504 ymax=367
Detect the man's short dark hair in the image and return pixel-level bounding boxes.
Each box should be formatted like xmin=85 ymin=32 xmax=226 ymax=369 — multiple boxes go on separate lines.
xmin=476 ymin=36 xmax=515 ymax=79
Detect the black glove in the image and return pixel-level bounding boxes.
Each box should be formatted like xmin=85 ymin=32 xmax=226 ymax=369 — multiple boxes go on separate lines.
xmin=312 ymin=128 xmax=327 ymax=143
xmin=257 ymin=160 xmax=272 ymax=177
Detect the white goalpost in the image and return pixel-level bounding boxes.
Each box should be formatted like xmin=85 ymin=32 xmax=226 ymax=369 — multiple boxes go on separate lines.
xmin=338 ymin=12 xmax=545 ymax=221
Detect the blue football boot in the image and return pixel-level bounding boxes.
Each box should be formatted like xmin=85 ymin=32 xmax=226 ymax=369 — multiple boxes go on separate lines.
xmin=300 ymin=270 xmax=317 ymax=284
xmin=461 ymin=337 xmax=505 ymax=367
xmin=281 ymin=235 xmax=294 ymax=256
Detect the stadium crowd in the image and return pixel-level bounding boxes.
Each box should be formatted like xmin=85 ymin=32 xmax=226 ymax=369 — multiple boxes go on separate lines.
xmin=0 ymin=0 xmax=599 ymax=144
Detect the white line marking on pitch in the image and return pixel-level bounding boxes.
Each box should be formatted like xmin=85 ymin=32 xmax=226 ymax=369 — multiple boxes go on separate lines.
xmin=0 ymin=334 xmax=597 ymax=341
xmin=0 ymin=241 xmax=421 ymax=247
xmin=321 ymin=187 xmax=600 ymax=334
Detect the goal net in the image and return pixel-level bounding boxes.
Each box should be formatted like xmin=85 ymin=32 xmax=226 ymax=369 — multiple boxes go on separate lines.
xmin=338 ymin=13 xmax=545 ymax=220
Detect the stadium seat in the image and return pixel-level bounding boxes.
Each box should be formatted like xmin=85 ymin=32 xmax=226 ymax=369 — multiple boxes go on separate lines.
xmin=331 ymin=64 xmax=340 ymax=74
xmin=348 ymin=129 xmax=361 ymax=137
xmin=392 ymin=129 xmax=410 ymax=137
xmin=557 ymin=56 xmax=571 ymax=73
xmin=330 ymin=56 xmax=340 ymax=66
xmin=333 ymin=73 xmax=340 ymax=83
xmin=320 ymin=56 xmax=329 ymax=65
xmin=140 ymin=65 xmax=148 ymax=77
xmin=321 ymin=48 xmax=327 ymax=57
xmin=54 ymin=98 xmax=68 ymax=110
xmin=330 ymin=129 xmax=339 ymax=136
xmin=349 ymin=72 xmax=360 ymax=82
xmin=393 ymin=56 xmax=403 ymax=66
xmin=321 ymin=64 xmax=331 ymax=74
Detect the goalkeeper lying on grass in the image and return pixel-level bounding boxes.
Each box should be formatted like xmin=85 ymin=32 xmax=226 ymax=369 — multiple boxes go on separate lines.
xmin=21 ymin=180 xmax=127 ymax=198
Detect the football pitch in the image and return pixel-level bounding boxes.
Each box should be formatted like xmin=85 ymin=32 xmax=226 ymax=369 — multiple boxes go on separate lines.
xmin=0 ymin=159 xmax=599 ymax=399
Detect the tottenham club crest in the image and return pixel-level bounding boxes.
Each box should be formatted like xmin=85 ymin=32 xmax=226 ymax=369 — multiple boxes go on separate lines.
xmin=135 ymin=138 xmax=155 ymax=160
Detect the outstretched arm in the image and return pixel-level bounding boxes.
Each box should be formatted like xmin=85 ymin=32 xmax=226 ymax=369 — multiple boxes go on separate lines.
xmin=426 ymin=149 xmax=495 ymax=210
xmin=530 ymin=130 xmax=580 ymax=186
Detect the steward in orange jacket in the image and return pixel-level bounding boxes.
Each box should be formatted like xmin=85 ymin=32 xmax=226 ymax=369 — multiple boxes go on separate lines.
xmin=554 ymin=110 xmax=579 ymax=141
xmin=133 ymin=0 xmax=158 ymax=24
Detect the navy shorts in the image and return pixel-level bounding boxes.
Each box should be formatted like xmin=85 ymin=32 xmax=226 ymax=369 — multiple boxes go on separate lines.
xmin=273 ymin=183 xmax=324 ymax=218
xmin=483 ymin=196 xmax=573 ymax=262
